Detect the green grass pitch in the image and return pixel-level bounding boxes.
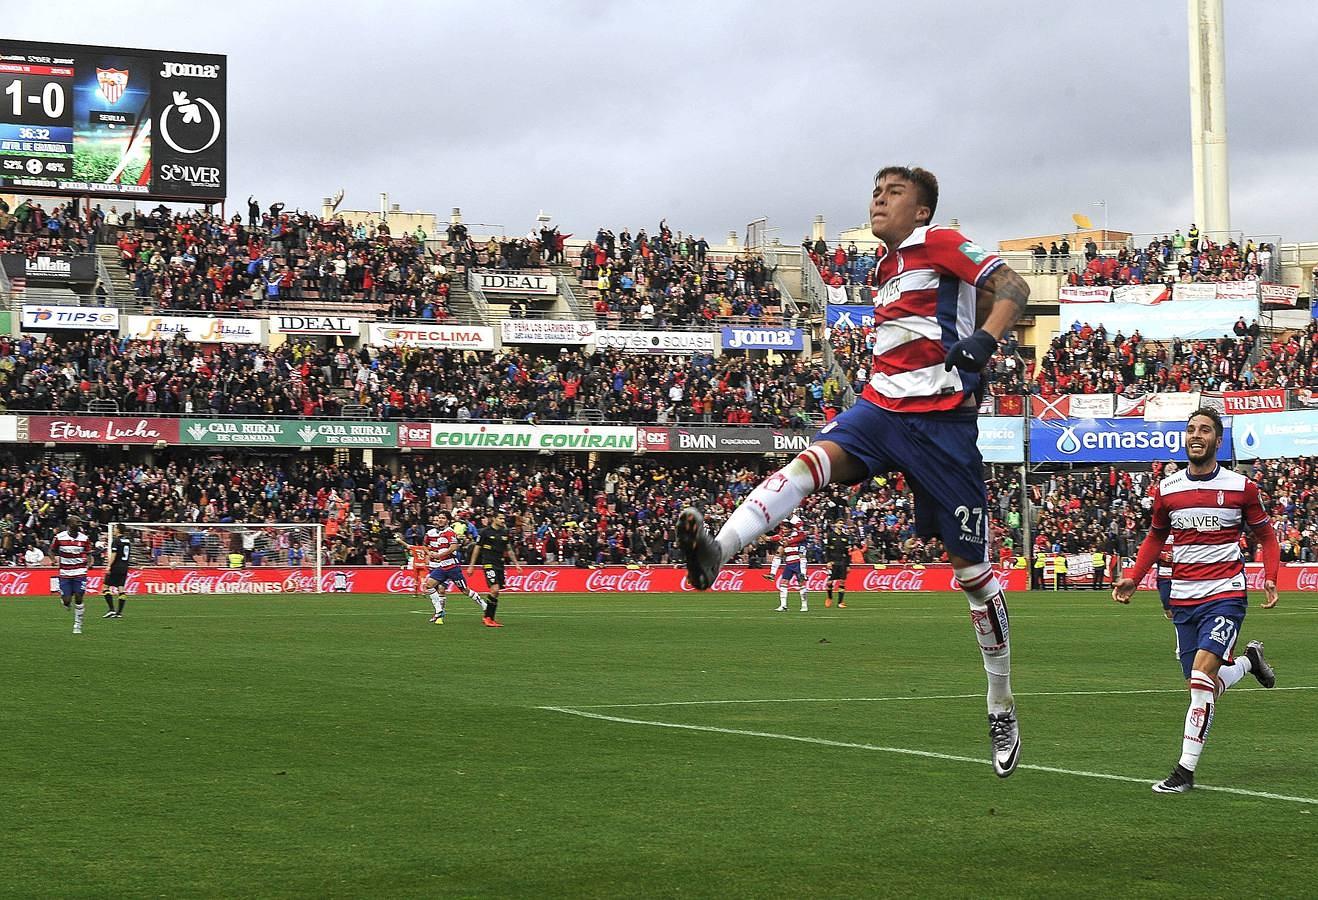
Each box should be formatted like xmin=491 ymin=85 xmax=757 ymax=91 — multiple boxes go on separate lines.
xmin=3 ymin=589 xmax=1316 ymax=898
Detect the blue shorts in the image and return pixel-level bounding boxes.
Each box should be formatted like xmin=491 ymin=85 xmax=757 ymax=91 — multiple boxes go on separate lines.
xmin=1157 ymin=577 xmax=1172 ymax=610
xmin=428 ymin=566 xmax=467 ymax=588
xmin=779 ymin=562 xmax=804 ymax=584
xmin=59 ymin=576 xmax=87 ymax=597
xmin=1172 ymin=597 xmax=1246 ymax=679
xmin=815 ymin=400 xmax=988 ymax=563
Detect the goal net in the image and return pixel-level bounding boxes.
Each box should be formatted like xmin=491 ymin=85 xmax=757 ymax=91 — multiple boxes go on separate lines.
xmin=107 ymin=522 xmax=324 ymax=590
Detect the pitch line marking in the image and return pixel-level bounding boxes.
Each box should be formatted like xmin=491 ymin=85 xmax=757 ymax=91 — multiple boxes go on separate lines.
xmin=538 ymin=706 xmax=1318 ymax=807
xmin=572 ymin=685 xmax=1318 ymax=709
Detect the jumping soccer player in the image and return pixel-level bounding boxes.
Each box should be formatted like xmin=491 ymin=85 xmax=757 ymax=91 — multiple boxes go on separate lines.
xmin=416 ymin=513 xmax=487 ymax=625
xmin=467 ymin=512 xmax=517 ymax=628
xmin=1113 ymin=407 xmax=1279 ymax=794
xmin=677 ymin=165 xmax=1031 ymax=777
xmin=773 ymin=516 xmax=809 ymax=612
xmin=51 ymin=515 xmax=93 ymax=635
xmin=102 ymin=529 xmax=132 ymax=618
xmin=825 ymin=520 xmax=852 ymax=608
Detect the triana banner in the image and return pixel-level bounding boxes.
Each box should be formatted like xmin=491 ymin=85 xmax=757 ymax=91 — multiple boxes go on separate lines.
xmin=21 ymin=416 xmax=180 ymax=445
xmin=720 ymin=326 xmax=806 ymax=351
xmin=270 ymin=315 xmax=361 ymax=336
xmin=180 ymin=419 xmax=397 ymax=447
xmin=1 ymin=253 xmax=98 ymax=284
xmin=500 ymin=319 xmax=596 ymax=345
xmin=0 ymin=563 xmax=1028 ymax=597
xmin=593 ymin=330 xmax=717 ymax=355
xmin=472 ymin=271 xmax=558 ymax=295
xmin=1030 ymin=417 xmax=1232 ymax=463
xmin=1260 ymin=284 xmax=1300 ymax=308
xmin=825 ymin=304 xmax=874 ymax=328
xmin=1218 ymin=390 xmax=1285 ymax=415
xmin=1058 ymin=286 xmax=1113 ymax=303
xmin=1232 ymin=411 xmax=1318 ymax=460
xmin=125 ymin=315 xmax=263 ymax=344
xmin=976 ymin=416 xmax=1026 ymax=464
xmin=1143 ymin=391 xmax=1201 ymax=422
xmin=1112 ymin=284 xmax=1169 ymax=305
xmin=400 ymin=422 xmax=636 ymax=452
xmin=1053 ymin=298 xmax=1258 ymax=341
xmin=20 ymin=304 xmax=120 ymax=331
xmin=1173 ymin=281 xmax=1258 ymax=301
xmin=367 ymin=322 xmax=495 ymax=350
xmin=635 ymin=426 xmax=812 ymax=455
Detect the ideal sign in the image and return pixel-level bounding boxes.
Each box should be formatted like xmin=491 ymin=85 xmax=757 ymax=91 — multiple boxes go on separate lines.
xmin=472 ymin=271 xmax=557 ymax=295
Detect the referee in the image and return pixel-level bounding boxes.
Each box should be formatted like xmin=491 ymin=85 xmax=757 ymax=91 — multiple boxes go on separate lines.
xmin=468 ymin=513 xmax=517 ymax=628
xmin=825 ymin=520 xmax=852 ymax=608
xmin=102 ymin=529 xmax=132 ymax=618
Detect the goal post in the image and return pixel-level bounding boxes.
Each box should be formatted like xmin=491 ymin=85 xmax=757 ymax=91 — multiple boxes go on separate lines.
xmin=107 ymin=522 xmax=325 ymax=592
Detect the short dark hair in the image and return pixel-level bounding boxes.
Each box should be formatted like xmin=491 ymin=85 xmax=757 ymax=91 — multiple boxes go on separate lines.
xmin=875 ymin=166 xmax=939 ymax=223
xmin=1188 ymin=406 xmax=1224 ymax=438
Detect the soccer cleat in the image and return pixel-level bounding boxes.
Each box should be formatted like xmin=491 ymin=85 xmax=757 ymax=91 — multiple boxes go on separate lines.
xmin=837 ymin=601 xmax=847 ymax=609
xmin=1152 ymin=764 xmax=1195 ymax=794
xmin=482 ymin=617 xmax=504 ymax=628
xmin=677 ymin=507 xmax=723 ymax=591
xmin=988 ymin=709 xmax=1021 ymax=777
xmin=824 ymin=598 xmax=833 ymax=608
xmin=429 ymin=613 xmax=445 ymax=625
xmin=103 ymin=610 xmax=117 ymax=618
xmin=762 ymin=572 xmax=776 ymax=582
xmin=800 ymin=605 xmax=808 ymax=612
xmin=774 ymin=605 xmax=787 ymax=612
xmin=72 ymin=625 xmax=82 ymax=635
xmin=1244 ymin=640 xmax=1275 ymax=688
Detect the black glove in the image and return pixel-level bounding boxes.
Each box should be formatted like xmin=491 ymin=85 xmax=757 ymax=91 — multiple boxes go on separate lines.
xmin=944 ymin=329 xmax=998 ymax=373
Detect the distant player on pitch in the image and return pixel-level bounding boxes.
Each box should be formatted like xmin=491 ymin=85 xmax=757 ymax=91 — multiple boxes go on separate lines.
xmin=677 ymin=165 xmax=1031 ymax=776
xmin=1113 ymin=408 xmax=1279 ymax=794
xmin=824 ymin=520 xmax=853 ymax=608
xmin=413 ymin=512 xmax=488 ymax=625
xmin=102 ymin=529 xmax=132 ymax=618
xmin=51 ymin=514 xmax=93 ymax=635
xmin=467 ymin=512 xmax=516 ymax=628
xmin=773 ymin=516 xmax=809 ymax=612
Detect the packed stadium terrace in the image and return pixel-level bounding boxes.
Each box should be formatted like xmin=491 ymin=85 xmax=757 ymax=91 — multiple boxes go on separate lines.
xmin=0 ymin=335 xmax=835 ymax=425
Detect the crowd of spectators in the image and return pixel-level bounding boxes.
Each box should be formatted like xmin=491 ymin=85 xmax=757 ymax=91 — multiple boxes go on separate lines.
xmin=1060 ymin=230 xmax=1275 ymax=287
xmin=0 ymin=197 xmax=101 ymax=255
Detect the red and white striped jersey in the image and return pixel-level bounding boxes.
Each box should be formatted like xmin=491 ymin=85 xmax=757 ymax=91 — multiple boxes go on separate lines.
xmin=1151 ymin=467 xmax=1267 ymax=606
xmin=861 ymin=225 xmax=1004 ymax=413
xmin=50 ymin=530 xmax=92 ymax=577
xmin=426 ymin=527 xmax=460 ymax=566
xmin=779 ymin=529 xmax=806 ymax=566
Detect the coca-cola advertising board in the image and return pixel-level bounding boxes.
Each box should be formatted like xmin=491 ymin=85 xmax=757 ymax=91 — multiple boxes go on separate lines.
xmin=22 ymin=415 xmax=180 ymax=444
xmin=0 ymin=565 xmax=1028 ymax=596
xmin=1128 ymin=564 xmax=1318 ymax=593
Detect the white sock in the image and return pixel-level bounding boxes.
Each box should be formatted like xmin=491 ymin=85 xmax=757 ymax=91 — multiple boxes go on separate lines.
xmin=469 ymin=590 xmax=487 ymax=611
xmin=1179 ymin=672 xmax=1217 ymax=772
xmin=1216 ymin=657 xmax=1251 ymax=695
xmin=778 ymin=586 xmax=788 ymax=609
xmin=716 ymin=447 xmax=831 ymax=558
xmin=769 ymin=557 xmax=781 ymax=578
xmin=74 ymin=603 xmax=84 ymax=630
xmin=957 ymin=563 xmax=1013 ymax=714
xmin=428 ymin=590 xmax=445 ymax=614
xmin=799 ymin=590 xmax=808 ymax=610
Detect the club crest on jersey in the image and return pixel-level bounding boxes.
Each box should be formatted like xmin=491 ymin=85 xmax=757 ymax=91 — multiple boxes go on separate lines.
xmin=97 ymin=68 xmax=129 ymax=105
xmin=1217 ymin=490 xmax=1225 ymax=505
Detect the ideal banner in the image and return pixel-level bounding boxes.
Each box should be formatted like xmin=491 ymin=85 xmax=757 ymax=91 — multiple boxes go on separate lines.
xmin=636 ymin=426 xmax=812 ymax=454
xmin=1030 ymin=417 xmax=1232 ymax=463
xmin=1260 ymin=284 xmax=1300 ymax=308
xmin=976 ymin=416 xmax=1026 ymax=464
xmin=471 ymin=271 xmax=558 ymax=295
xmin=720 ymin=326 xmax=806 ymax=351
xmin=400 ymin=422 xmax=637 ymax=452
xmin=2 ymin=253 xmax=99 ymax=284
xmin=500 ymin=319 xmax=596 ymax=345
xmin=125 ymin=314 xmax=262 ymax=344
xmin=1232 ymin=411 xmax=1318 ymax=460
xmin=1058 ymin=286 xmax=1112 ymax=303
xmin=367 ymin=322 xmax=495 ymax=350
xmin=21 ymin=415 xmax=179 ymax=444
xmin=593 ymin=330 xmax=717 ymax=355
xmin=21 ymin=304 xmax=119 ymax=331
xmin=270 ymin=315 xmax=360 ymax=336
xmin=825 ymin=304 xmax=874 ymax=328
xmin=0 ymin=563 xmax=1028 ymax=597
xmin=1056 ymin=298 xmax=1257 ymax=341
xmin=180 ymin=419 xmax=396 ymax=447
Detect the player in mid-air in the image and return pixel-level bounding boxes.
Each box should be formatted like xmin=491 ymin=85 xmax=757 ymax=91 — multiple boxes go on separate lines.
xmin=1113 ymin=408 xmax=1278 ymax=794
xmin=677 ymin=165 xmax=1031 ymax=776
xmin=773 ymin=515 xmax=809 ymax=612
xmin=467 ymin=512 xmax=516 ymax=628
xmin=824 ymin=520 xmax=852 ymax=608
xmin=102 ymin=528 xmax=132 ymax=618
xmin=51 ymin=514 xmax=93 ymax=635
xmin=410 ymin=512 xmax=488 ymax=625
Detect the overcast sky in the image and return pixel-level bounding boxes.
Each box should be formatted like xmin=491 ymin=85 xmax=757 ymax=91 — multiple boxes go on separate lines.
xmin=11 ymin=0 xmax=1316 ymax=246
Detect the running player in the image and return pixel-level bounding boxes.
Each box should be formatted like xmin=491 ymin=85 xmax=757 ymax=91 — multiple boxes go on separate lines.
xmin=1113 ymin=408 xmax=1279 ymax=794
xmin=677 ymin=165 xmax=1031 ymax=776
xmin=825 ymin=520 xmax=852 ymax=608
xmin=418 ymin=512 xmax=488 ymax=625
xmin=102 ymin=528 xmax=132 ymax=618
xmin=51 ymin=515 xmax=93 ymax=635
xmin=772 ymin=516 xmax=809 ymax=612
xmin=467 ymin=512 xmax=516 ymax=628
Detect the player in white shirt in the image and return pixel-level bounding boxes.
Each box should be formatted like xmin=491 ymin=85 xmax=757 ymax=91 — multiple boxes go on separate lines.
xmin=50 ymin=514 xmax=93 ymax=635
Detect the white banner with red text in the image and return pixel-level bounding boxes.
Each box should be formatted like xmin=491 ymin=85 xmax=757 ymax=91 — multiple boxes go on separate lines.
xmin=366 ymin=322 xmax=495 ymax=350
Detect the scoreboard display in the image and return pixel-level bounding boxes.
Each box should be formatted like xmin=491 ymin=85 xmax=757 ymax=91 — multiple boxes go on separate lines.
xmin=0 ymin=39 xmax=226 ymax=201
